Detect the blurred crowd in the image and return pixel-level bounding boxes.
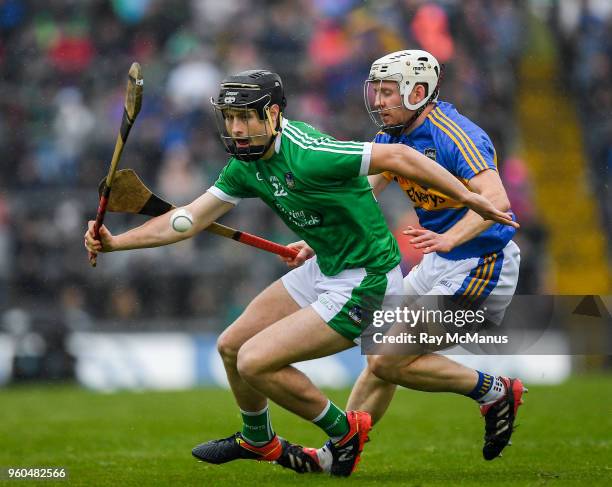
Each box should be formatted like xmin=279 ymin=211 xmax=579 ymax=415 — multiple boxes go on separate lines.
xmin=552 ymin=0 xmax=612 ymax=256
xmin=0 ymin=0 xmax=555 ymax=334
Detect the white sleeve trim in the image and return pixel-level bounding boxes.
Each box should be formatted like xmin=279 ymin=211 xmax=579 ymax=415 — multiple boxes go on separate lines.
xmin=359 ymin=142 xmax=373 ymax=176
xmin=207 ymin=186 xmax=241 ymax=205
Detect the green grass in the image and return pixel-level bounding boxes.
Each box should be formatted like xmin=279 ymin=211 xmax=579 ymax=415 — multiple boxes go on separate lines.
xmin=1 ymin=376 xmax=611 ymax=486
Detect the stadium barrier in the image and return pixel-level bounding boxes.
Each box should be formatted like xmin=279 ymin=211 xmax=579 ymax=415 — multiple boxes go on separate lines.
xmin=0 ymin=332 xmax=570 ymax=389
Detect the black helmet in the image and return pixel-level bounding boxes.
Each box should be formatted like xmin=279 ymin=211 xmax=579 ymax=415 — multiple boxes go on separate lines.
xmin=211 ymin=70 xmax=287 ymax=161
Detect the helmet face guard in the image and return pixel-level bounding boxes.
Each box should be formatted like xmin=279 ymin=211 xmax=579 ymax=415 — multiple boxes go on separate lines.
xmin=363 ymin=77 xmax=406 ymax=134
xmin=211 ymin=94 xmax=274 ymax=162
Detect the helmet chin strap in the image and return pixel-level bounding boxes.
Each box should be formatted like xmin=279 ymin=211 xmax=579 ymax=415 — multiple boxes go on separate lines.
xmin=261 ymin=107 xmax=282 ymax=155
xmin=265 ymin=106 xmax=280 ymax=136
xmin=383 ymin=101 xmax=432 ymax=138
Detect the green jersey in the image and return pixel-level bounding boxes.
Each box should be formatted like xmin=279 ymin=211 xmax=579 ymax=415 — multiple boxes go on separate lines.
xmin=210 ymin=118 xmax=400 ymax=276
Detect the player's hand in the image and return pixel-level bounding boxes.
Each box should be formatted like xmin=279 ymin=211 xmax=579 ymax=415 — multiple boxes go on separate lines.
xmin=403 ymin=226 xmax=454 ymax=254
xmin=279 ymin=240 xmax=314 ymax=268
xmin=84 ymin=220 xmax=114 ymax=255
xmin=463 ymin=193 xmax=519 ymax=228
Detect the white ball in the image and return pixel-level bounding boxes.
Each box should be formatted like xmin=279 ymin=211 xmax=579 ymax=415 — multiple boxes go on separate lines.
xmin=170 ymin=208 xmax=194 ymax=233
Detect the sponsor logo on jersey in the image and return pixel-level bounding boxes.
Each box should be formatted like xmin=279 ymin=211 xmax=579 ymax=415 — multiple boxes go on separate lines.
xmin=392 ymin=176 xmax=465 ymax=210
xmin=272 ymin=201 xmax=323 ymax=228
xmin=348 ymin=306 xmax=362 ymax=324
xmin=424 ymin=148 xmax=437 ymax=161
xmin=405 ymin=187 xmax=446 ymax=207
xmin=284 ymin=172 xmax=295 ymax=189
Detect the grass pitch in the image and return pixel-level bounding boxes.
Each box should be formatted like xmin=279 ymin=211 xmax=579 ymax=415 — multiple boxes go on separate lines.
xmin=1 ymin=376 xmax=610 ymax=486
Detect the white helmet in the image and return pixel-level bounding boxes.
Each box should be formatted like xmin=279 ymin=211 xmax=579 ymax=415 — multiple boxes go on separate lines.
xmin=364 ymin=49 xmax=441 ymax=132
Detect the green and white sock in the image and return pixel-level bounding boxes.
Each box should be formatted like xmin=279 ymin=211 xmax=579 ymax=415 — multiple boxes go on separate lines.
xmin=312 ymin=400 xmax=350 ymax=442
xmin=241 ymin=405 xmax=274 ymax=446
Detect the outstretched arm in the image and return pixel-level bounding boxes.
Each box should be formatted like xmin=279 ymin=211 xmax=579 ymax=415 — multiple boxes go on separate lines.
xmin=85 ymin=191 xmax=234 ymax=254
xmin=369 ymin=143 xmax=517 ymax=227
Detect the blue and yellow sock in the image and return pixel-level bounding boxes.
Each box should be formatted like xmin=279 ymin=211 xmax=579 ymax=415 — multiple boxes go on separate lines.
xmin=466 ymin=371 xmax=506 ymax=404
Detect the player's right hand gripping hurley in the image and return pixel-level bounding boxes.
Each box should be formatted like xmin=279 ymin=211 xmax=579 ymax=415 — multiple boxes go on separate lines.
xmin=89 ymin=62 xmax=143 ymax=267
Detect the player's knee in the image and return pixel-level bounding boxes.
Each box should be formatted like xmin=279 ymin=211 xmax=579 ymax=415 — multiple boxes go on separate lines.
xmin=216 ymin=329 xmax=241 ymax=363
xmin=236 ymin=345 xmax=266 ymax=381
xmin=369 ymin=356 xmax=397 ymax=382
xmin=371 ymin=354 xmax=423 ymax=383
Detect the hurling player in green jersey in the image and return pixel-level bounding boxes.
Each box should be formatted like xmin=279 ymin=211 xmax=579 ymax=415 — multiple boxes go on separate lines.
xmin=85 ymin=70 xmax=517 ymax=477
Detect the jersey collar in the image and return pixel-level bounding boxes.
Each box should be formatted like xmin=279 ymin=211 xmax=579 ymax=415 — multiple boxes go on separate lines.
xmin=399 ymin=117 xmax=429 ymax=143
xmin=275 ymin=118 xmax=289 ymax=154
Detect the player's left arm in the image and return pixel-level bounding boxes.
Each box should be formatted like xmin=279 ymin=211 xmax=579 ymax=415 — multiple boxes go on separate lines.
xmin=405 ymin=169 xmax=512 ymax=254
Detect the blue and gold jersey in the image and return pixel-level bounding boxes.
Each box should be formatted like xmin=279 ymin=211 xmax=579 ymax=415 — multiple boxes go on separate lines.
xmin=376 ymin=101 xmax=515 ymax=260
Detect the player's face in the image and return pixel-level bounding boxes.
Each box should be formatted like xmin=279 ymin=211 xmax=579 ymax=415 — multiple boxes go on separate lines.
xmin=371 ymin=81 xmax=411 ymax=126
xmin=223 ymin=108 xmax=271 ymax=148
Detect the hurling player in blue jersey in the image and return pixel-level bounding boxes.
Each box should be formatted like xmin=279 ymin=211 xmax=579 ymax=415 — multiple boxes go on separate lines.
xmin=279 ymin=50 xmax=526 ymax=472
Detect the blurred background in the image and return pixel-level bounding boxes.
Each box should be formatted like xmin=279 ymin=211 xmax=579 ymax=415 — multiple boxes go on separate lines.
xmin=0 ymin=0 xmax=610 ymax=389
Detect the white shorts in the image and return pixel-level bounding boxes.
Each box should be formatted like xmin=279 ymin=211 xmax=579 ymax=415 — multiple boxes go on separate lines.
xmin=404 ymin=240 xmax=520 ymax=324
xmin=281 ymin=256 xmax=404 ymax=342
